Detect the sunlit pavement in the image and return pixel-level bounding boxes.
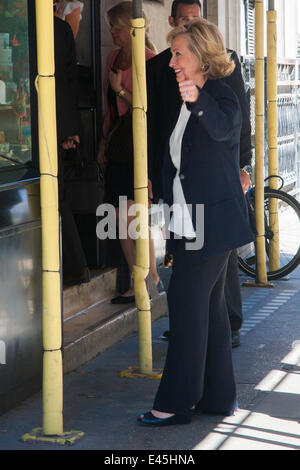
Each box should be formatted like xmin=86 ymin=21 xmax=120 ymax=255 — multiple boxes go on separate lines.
xmin=195 ymin=346 xmax=300 ymax=450
xmin=0 ymin=267 xmax=300 ymax=450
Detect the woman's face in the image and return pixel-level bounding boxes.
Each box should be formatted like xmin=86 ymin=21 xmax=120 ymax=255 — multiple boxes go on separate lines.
xmin=169 ymin=34 xmax=202 ymax=84
xmin=109 ymin=22 xmax=131 ymax=48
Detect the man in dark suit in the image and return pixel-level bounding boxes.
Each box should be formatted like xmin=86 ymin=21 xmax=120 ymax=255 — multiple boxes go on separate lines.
xmin=147 ymin=0 xmax=252 ymax=347
xmin=54 ymin=15 xmax=90 ymax=285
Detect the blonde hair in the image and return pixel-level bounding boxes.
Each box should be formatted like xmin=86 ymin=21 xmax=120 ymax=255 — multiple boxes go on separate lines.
xmin=107 ymin=1 xmax=156 ymax=52
xmin=167 ymin=18 xmax=235 ymax=79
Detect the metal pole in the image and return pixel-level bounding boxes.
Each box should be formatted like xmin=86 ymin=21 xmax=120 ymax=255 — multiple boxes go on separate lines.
xmin=267 ymin=2 xmax=280 ymax=271
xmin=254 ymin=0 xmax=268 ymax=284
xmin=268 ymin=0 xmax=275 ymax=9
xmin=131 ymin=0 xmax=153 ymax=374
xmin=132 ymin=0 xmax=142 ymax=18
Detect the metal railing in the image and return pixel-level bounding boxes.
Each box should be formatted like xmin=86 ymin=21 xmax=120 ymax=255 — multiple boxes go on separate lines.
xmin=241 ymin=56 xmax=300 ymax=198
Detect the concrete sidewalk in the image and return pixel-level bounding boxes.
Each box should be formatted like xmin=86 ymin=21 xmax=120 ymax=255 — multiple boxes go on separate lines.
xmin=0 ymin=268 xmax=300 ymax=450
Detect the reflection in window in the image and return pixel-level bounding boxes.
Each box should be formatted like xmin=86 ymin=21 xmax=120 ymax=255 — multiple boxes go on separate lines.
xmin=0 ymin=1 xmax=32 ymax=172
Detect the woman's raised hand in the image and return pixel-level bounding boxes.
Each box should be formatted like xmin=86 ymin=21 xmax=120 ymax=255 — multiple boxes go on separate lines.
xmin=178 ymin=80 xmax=199 ymax=103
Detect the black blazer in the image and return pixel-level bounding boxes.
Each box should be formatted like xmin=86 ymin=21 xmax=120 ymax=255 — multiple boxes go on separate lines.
xmin=163 ymin=79 xmax=254 ymax=258
xmin=54 ymin=16 xmax=80 ymax=144
xmin=146 ymin=47 xmax=252 ymax=200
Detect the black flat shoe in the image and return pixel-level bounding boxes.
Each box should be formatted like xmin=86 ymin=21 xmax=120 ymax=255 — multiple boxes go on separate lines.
xmin=111 ymin=295 xmax=135 ymax=304
xmin=159 ymin=330 xmax=170 ymax=341
xmin=137 ymin=411 xmax=191 ymax=426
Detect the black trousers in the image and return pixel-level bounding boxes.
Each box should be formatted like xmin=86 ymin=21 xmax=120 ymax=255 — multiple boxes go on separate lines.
xmin=58 ymin=147 xmax=87 ymax=277
xmin=225 ymin=249 xmax=243 ymax=331
xmin=154 ymin=241 xmax=237 ymax=415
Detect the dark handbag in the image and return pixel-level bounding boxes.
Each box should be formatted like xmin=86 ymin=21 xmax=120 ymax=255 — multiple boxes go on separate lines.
xmin=105 ymin=112 xmax=133 ymax=165
xmin=63 ymin=147 xmax=104 ymax=214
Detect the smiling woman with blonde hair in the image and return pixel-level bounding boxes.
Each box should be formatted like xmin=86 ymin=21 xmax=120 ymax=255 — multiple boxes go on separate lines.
xmin=167 ymin=17 xmax=235 ymax=79
xmin=138 ymin=18 xmax=254 ymax=426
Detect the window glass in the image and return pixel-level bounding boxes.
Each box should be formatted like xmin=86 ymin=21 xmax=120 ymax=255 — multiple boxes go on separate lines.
xmin=0 ymin=1 xmax=32 ymax=174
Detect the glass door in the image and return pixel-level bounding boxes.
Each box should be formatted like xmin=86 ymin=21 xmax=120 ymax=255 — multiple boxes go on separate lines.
xmin=75 ymin=0 xmax=102 ymax=162
xmin=72 ymin=0 xmax=103 ymax=268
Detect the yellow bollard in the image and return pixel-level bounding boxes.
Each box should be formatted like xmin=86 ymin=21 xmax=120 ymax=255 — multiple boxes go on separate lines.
xmin=120 ymin=14 xmax=162 ymax=379
xmin=131 ymin=17 xmax=153 ymax=376
xmin=267 ymin=8 xmax=280 ymax=272
xmin=120 ymin=2 xmax=164 ymax=379
xmin=254 ymin=0 xmax=268 ymax=285
xmin=35 ymin=0 xmax=63 ymax=437
xmin=21 ymin=0 xmax=84 ymax=445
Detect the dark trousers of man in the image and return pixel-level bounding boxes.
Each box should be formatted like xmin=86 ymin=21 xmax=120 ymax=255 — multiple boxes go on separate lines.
xmin=153 ymin=240 xmax=237 ymax=415
xmin=58 ymin=147 xmax=87 ymax=278
xmin=225 ymin=249 xmax=243 ymax=332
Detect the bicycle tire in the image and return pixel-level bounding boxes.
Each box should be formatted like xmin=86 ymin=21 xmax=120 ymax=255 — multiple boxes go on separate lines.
xmin=238 ymin=188 xmax=300 ymax=280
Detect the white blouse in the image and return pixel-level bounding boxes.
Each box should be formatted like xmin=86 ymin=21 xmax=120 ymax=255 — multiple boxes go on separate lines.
xmin=168 ymin=103 xmax=196 ymax=238
xmin=55 ymin=1 xmax=84 ymax=21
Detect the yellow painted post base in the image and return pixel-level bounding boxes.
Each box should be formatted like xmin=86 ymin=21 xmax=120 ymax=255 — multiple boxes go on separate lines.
xmin=21 ymin=428 xmax=84 ymax=446
xmin=120 ymin=366 xmax=162 ymax=380
xmin=242 ymin=279 xmax=274 ymax=288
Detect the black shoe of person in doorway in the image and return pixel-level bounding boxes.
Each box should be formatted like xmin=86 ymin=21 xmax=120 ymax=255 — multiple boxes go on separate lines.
xmin=111 ymin=295 xmax=135 ymax=304
xmin=232 ymin=330 xmax=241 ymax=348
xmin=159 ymin=330 xmax=170 ymax=341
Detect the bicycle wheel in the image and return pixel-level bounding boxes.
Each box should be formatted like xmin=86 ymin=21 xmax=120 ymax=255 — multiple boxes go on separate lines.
xmin=238 ymin=188 xmax=300 ymax=280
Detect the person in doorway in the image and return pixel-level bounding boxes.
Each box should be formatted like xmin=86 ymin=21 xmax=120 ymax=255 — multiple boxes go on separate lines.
xmin=138 ymin=18 xmax=254 ymax=427
xmin=54 ymin=0 xmax=84 ymax=39
xmin=147 ymin=0 xmax=252 ymax=347
xmin=54 ymin=15 xmax=90 ymax=285
xmin=99 ymin=1 xmax=163 ymax=304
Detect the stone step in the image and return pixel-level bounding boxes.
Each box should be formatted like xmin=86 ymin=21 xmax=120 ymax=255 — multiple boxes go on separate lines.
xmin=63 ymin=291 xmax=167 ymax=375
xmin=63 ymin=268 xmax=118 ymax=321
